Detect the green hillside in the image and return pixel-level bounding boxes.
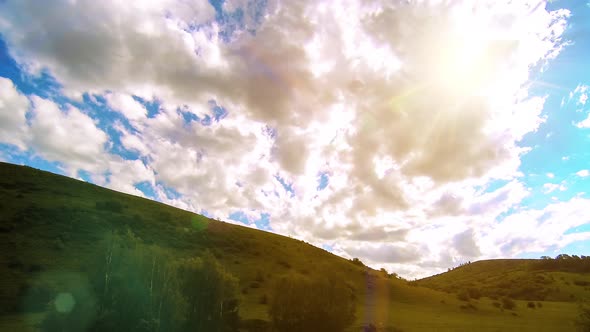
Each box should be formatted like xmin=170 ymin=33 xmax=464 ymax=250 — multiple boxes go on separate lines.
xmin=413 ymin=258 xmax=590 ymax=302
xmin=0 ymin=162 xmax=585 ymax=331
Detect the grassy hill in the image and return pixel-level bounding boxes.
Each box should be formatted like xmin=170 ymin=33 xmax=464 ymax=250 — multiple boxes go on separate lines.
xmin=0 ymin=162 xmax=585 ymax=331
xmin=413 ymin=259 xmax=590 ymax=303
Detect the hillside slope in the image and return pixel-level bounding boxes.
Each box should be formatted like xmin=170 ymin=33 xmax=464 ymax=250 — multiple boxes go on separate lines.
xmin=413 ymin=259 xmax=590 ymax=302
xmin=0 ymin=162 xmax=583 ymax=331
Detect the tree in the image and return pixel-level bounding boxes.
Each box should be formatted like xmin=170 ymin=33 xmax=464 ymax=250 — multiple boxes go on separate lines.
xmin=177 ymin=251 xmax=240 ymax=332
xmin=269 ymin=275 xmax=356 ymax=332
xmin=44 ymin=229 xmax=240 ymax=332
xmin=89 ymin=229 xmax=185 ymax=332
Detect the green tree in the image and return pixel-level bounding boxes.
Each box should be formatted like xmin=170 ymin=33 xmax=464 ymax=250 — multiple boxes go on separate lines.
xmin=41 ymin=230 xmax=240 ymax=332
xmin=269 ymin=275 xmax=356 ymax=332
xmin=177 ymin=251 xmax=240 ymax=332
xmin=89 ymin=229 xmax=185 ymax=332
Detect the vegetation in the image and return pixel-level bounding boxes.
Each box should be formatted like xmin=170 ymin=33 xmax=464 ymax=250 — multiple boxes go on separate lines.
xmin=269 ymin=275 xmax=356 ymax=332
xmin=413 ymin=259 xmax=590 ymax=302
xmin=577 ymin=304 xmax=590 ymax=332
xmin=0 ymin=162 xmax=588 ymax=331
xmin=40 ymin=229 xmax=239 ymax=332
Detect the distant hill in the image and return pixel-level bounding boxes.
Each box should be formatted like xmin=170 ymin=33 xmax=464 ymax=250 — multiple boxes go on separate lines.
xmin=0 ymin=162 xmax=584 ymax=331
xmin=413 ymin=258 xmax=590 ymax=302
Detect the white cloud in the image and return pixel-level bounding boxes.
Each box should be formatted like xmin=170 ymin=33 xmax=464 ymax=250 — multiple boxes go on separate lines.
xmin=576 ymin=169 xmax=590 ymax=177
xmin=0 ymin=0 xmax=574 ymax=278
xmin=483 ymin=197 xmax=590 ymax=257
xmin=0 ymin=77 xmax=29 ymax=149
xmin=546 ymin=172 xmax=555 ymax=178
xmin=543 ymin=181 xmax=567 ymax=194
xmin=105 ymin=93 xmax=147 ymax=122
xmin=573 ymin=84 xmax=589 ymax=105
xmin=576 ymin=115 xmax=590 ymax=128
xmin=28 ymin=96 xmax=109 ymax=171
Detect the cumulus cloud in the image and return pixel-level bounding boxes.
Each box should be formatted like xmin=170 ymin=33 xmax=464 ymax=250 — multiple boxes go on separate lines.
xmin=0 ymin=77 xmax=29 ymax=149
xmin=105 ymin=93 xmax=147 ymax=122
xmin=28 ymin=96 xmax=108 ymax=171
xmin=0 ymin=0 xmax=575 ymax=278
xmin=453 ymin=229 xmax=482 ymax=258
xmin=576 ymin=170 xmax=589 ymax=177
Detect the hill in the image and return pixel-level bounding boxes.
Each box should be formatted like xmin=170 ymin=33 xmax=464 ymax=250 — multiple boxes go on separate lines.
xmin=0 ymin=162 xmax=585 ymax=331
xmin=413 ymin=258 xmax=590 ymax=302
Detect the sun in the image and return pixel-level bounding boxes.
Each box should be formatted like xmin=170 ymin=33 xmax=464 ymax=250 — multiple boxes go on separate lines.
xmin=430 ymin=10 xmax=508 ymax=98
xmin=436 ymin=35 xmax=492 ymax=91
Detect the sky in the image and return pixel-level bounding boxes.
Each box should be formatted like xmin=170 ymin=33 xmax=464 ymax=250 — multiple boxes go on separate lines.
xmin=0 ymin=0 xmax=589 ymax=279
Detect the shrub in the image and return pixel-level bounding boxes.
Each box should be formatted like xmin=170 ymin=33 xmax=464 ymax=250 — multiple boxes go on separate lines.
xmin=459 ymin=303 xmax=477 ymax=310
xmin=269 ymin=275 xmax=356 ymax=332
xmin=277 ymin=259 xmax=291 ymax=269
xmin=527 ymin=301 xmax=536 ymax=309
xmin=576 ymin=304 xmax=590 ymax=332
xmin=467 ymin=288 xmax=481 ymax=300
xmin=351 ymin=258 xmax=365 ymax=267
xmin=537 ymin=302 xmax=543 ymax=308
xmin=457 ymin=290 xmax=470 ymax=301
xmin=501 ymin=297 xmax=516 ymax=310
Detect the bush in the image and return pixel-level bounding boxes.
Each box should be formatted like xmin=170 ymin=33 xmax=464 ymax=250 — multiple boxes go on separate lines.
xmin=351 ymin=258 xmax=365 ymax=267
xmin=527 ymin=301 xmax=536 ymax=309
xmin=501 ymin=297 xmax=516 ymax=310
xmin=269 ymin=275 xmax=356 ymax=332
xmin=467 ymin=288 xmax=481 ymax=300
xmin=576 ymin=304 xmax=590 ymax=332
xmin=457 ymin=290 xmax=470 ymax=301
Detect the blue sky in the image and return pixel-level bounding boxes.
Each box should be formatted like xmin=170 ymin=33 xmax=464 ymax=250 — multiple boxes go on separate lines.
xmin=0 ymin=0 xmax=589 ymax=278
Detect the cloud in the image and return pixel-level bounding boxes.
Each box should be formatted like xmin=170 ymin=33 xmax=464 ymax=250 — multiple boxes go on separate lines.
xmin=343 ymin=242 xmax=423 ymax=264
xmin=0 ymin=0 xmax=574 ymax=278
xmin=28 ymin=96 xmax=109 ymax=171
xmin=453 ymin=229 xmax=482 ymax=258
xmin=577 ymin=117 xmax=590 ymax=128
xmin=0 ymin=77 xmax=29 ymax=149
xmin=576 ymin=169 xmax=589 ymax=177
xmin=105 ymin=93 xmax=147 ymax=122
xmin=573 ymin=84 xmax=589 ymax=105
xmin=484 ymin=197 xmax=590 ymax=257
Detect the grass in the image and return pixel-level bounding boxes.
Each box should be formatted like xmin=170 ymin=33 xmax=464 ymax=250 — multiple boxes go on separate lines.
xmin=0 ymin=162 xmax=584 ymax=331
xmin=413 ymin=259 xmax=590 ymax=302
